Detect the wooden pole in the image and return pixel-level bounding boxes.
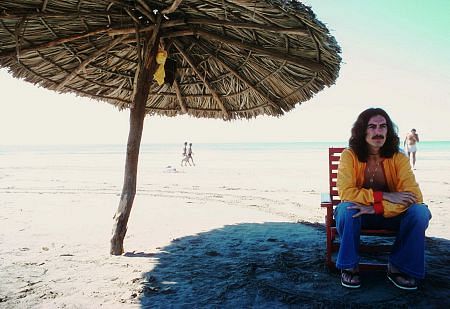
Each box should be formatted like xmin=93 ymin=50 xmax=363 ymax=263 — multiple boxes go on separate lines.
xmin=110 ymin=17 xmax=161 ymax=255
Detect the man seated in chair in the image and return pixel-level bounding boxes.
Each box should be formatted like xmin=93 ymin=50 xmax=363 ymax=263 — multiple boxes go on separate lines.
xmin=335 ymin=108 xmax=431 ymax=290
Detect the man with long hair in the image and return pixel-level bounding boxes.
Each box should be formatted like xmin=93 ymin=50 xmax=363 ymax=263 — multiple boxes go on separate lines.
xmin=336 ymin=108 xmax=431 ymax=290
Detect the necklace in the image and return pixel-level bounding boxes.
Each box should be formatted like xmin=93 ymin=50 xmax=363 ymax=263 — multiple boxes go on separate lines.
xmin=367 ymin=160 xmax=380 ymax=186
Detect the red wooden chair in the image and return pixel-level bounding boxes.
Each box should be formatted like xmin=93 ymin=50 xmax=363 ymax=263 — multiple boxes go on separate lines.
xmin=320 ymin=147 xmax=397 ymax=271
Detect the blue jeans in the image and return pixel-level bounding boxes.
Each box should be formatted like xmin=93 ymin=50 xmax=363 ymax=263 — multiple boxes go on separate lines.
xmin=334 ymin=202 xmax=431 ymax=279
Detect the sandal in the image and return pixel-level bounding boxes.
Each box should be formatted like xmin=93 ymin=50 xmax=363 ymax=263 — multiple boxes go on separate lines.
xmin=387 ymin=271 xmax=418 ymax=290
xmin=341 ymin=269 xmax=361 ymax=289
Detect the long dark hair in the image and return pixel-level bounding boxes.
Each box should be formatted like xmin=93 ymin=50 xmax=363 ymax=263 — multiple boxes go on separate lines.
xmin=349 ymin=108 xmax=400 ymax=162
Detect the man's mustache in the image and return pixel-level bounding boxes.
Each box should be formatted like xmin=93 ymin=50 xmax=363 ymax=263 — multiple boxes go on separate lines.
xmin=372 ymin=135 xmax=385 ymax=139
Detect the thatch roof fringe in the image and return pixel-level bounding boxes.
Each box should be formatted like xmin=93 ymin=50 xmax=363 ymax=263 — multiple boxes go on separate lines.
xmin=0 ymin=0 xmax=341 ymax=120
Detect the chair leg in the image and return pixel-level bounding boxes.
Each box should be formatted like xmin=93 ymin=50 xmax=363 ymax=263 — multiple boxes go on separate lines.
xmin=325 ymin=205 xmax=335 ymax=269
xmin=325 ymin=216 xmax=333 ymax=269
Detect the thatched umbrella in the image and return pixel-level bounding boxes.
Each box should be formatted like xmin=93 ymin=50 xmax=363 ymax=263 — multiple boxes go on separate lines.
xmin=0 ymin=0 xmax=341 ymax=255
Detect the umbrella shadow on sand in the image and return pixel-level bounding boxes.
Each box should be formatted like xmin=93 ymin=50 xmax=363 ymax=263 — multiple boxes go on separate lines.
xmin=138 ymin=222 xmax=450 ymax=308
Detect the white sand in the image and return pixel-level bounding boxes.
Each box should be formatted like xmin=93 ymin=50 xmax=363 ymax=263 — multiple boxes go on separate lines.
xmin=0 ymin=146 xmax=449 ymax=307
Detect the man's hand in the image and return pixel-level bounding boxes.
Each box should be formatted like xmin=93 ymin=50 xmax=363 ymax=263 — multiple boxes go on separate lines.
xmin=347 ymin=203 xmax=375 ymax=218
xmin=383 ymin=192 xmax=417 ymax=206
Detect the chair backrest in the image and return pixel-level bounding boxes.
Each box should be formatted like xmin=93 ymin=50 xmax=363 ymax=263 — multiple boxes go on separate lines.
xmin=328 ymin=147 xmax=345 ymax=206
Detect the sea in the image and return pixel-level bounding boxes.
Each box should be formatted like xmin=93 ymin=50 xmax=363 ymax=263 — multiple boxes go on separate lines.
xmin=1 ymin=141 xmax=449 ymax=195
xmin=1 ymin=141 xmax=449 ymax=159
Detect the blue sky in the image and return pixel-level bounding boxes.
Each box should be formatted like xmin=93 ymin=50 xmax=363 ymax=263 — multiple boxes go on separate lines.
xmin=1 ymin=0 xmax=449 ymax=145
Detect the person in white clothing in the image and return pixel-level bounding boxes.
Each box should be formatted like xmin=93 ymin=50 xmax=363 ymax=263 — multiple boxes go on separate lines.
xmin=404 ymin=129 xmax=419 ymax=168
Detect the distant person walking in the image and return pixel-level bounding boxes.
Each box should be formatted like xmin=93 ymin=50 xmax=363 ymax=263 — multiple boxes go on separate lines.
xmin=182 ymin=141 xmax=187 ymax=157
xmin=181 ymin=142 xmax=189 ymax=166
xmin=404 ymin=129 xmax=419 ymax=168
xmin=187 ymin=143 xmax=195 ymax=166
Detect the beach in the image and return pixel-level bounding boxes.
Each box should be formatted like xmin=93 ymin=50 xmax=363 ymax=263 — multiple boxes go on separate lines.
xmin=1 ymin=142 xmax=449 ymax=308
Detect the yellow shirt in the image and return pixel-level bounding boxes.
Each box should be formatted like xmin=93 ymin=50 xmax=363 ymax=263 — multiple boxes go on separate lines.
xmin=337 ymin=148 xmax=423 ymax=218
